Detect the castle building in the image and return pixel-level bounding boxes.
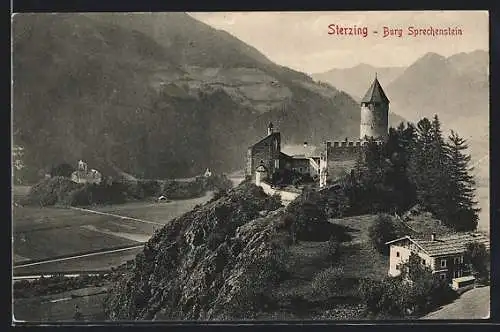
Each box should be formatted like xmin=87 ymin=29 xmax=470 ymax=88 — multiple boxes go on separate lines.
xmin=71 ymin=160 xmax=102 ymax=184
xmin=246 ymin=76 xmax=390 ymax=188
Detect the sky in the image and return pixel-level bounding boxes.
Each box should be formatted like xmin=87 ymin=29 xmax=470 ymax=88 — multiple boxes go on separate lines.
xmin=189 ymin=11 xmax=489 ymax=74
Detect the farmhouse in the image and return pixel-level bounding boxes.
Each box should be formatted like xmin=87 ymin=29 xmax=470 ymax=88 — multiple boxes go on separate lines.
xmin=246 ymin=76 xmax=389 ymax=188
xmin=385 ymin=232 xmax=490 ymax=284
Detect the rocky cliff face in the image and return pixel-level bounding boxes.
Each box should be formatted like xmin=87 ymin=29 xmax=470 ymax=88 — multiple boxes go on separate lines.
xmin=13 ymin=13 xmax=361 ymax=181
xmin=104 ymin=183 xmax=291 ymax=320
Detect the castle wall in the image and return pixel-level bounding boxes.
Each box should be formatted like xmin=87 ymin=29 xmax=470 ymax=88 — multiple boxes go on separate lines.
xmin=360 ymin=103 xmax=389 ymax=139
xmin=325 ymin=141 xmax=365 ymax=181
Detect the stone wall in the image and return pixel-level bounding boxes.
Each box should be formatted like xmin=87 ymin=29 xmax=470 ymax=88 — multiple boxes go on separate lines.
xmin=325 ymin=141 xmax=364 ymax=181
xmin=247 ymin=132 xmax=281 ymax=180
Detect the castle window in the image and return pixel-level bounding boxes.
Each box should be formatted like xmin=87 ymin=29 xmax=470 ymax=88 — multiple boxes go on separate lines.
xmin=396 ymin=251 xmax=400 ymax=258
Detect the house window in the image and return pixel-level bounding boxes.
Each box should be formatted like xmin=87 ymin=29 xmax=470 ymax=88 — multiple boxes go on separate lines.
xmin=422 ymin=259 xmax=426 ymax=265
xmin=396 ymin=251 xmax=400 ymax=258
xmin=299 ymin=167 xmax=303 ymax=172
xmin=454 ymin=257 xmax=460 ymax=265
xmin=440 ymin=273 xmax=447 ymax=280
xmin=454 ymin=270 xmax=461 ymax=278
xmin=274 ymin=159 xmax=279 ymax=169
xmin=440 ymin=259 xmax=447 ymax=268
xmin=460 ymin=256 xmax=464 ymax=264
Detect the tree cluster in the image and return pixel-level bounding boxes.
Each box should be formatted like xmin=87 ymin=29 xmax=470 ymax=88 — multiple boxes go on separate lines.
xmin=345 ymin=115 xmax=479 ymax=232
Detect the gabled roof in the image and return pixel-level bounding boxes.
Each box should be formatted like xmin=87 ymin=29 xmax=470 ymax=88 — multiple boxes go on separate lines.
xmin=248 ymin=132 xmax=280 ymax=150
xmin=386 ymin=233 xmax=490 ymax=257
xmin=361 ymin=77 xmax=390 ymax=104
xmin=280 ymin=152 xmax=292 ymax=159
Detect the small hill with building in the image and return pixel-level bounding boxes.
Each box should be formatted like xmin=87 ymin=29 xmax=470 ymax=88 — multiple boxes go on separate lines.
xmin=21 ymin=169 xmax=233 ymax=208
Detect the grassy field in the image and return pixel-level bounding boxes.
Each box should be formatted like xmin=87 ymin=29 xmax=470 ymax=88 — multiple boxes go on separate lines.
xmin=12 ymin=188 xmax=214 ymax=274
xmin=14 ymin=248 xmax=143 ymax=275
xmin=13 ymin=226 xmax=139 ymax=262
xmin=328 ymin=215 xmax=388 ymax=280
xmin=13 ymin=286 xmax=109 ymax=322
xmin=264 ymin=215 xmax=387 ymax=320
xmin=92 ymin=191 xmax=213 ymax=223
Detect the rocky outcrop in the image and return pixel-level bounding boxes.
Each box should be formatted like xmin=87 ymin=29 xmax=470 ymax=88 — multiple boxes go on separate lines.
xmin=104 ymin=183 xmax=291 ymax=320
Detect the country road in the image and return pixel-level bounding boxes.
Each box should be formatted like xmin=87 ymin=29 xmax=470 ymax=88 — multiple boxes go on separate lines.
xmin=421 ymin=286 xmax=490 ymax=320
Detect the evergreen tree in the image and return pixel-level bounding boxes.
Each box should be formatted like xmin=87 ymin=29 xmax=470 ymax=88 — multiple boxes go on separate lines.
xmin=427 ymin=115 xmax=451 ymax=220
xmin=443 ymin=130 xmax=479 ymax=231
xmin=408 ymin=118 xmax=434 ymax=208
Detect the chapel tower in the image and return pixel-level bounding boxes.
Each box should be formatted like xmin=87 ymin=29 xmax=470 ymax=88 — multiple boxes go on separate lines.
xmin=360 ymin=74 xmax=390 ymax=140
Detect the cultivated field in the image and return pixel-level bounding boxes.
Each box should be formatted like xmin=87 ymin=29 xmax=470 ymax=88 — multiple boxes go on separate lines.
xmin=92 ymin=191 xmax=213 ymax=223
xmin=12 ymin=187 xmax=214 ymax=274
xmin=13 ymin=286 xmax=109 ymax=322
xmin=14 ymin=248 xmax=143 ymax=275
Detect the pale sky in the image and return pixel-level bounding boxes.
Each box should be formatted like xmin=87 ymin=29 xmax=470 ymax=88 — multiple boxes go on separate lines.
xmin=188 ymin=11 xmax=489 ymax=74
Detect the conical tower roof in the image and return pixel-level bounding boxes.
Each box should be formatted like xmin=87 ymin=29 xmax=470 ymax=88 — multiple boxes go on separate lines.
xmin=361 ymin=76 xmax=390 ymax=104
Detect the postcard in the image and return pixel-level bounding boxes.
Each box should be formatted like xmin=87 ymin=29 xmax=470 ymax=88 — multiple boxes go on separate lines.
xmin=11 ymin=11 xmax=490 ymax=323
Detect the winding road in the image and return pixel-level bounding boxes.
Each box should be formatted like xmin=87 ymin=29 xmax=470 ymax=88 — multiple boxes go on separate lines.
xmin=421 ymin=286 xmax=490 ymax=320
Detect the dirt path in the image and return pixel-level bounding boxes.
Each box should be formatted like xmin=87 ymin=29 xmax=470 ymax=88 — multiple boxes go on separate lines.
xmin=421 ymin=286 xmax=490 ymax=320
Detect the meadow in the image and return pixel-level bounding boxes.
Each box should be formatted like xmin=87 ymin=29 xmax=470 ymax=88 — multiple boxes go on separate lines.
xmin=12 ymin=186 xmax=214 ymax=274
xmin=13 ymin=286 xmax=109 ymax=322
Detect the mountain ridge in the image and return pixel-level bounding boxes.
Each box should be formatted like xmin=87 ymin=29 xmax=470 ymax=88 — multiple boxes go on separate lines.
xmin=13 ymin=13 xmax=375 ymax=182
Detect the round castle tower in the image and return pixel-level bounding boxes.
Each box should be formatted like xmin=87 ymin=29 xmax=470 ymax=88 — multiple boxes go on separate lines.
xmin=360 ymin=75 xmax=390 ymax=140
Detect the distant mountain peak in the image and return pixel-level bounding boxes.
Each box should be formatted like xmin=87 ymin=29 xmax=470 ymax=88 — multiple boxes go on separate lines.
xmin=418 ymin=52 xmax=446 ymax=62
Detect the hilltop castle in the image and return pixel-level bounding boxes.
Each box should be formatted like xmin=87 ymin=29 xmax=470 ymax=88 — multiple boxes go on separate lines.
xmin=246 ymin=76 xmax=389 ymax=188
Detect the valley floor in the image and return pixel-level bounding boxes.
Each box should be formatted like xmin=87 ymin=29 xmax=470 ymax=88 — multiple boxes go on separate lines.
xmin=12 ymin=192 xmax=214 ymax=275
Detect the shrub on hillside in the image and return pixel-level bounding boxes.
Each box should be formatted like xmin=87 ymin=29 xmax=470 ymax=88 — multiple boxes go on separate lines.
xmin=465 ymin=241 xmax=490 ymax=283
xmin=23 ymin=176 xmax=82 ymax=206
xmin=62 ymin=182 xmax=128 ymax=206
xmin=311 ymin=266 xmax=345 ymax=300
xmin=162 ymin=180 xmax=206 ymax=200
xmin=50 ymin=162 xmax=75 ymax=178
xmin=326 ymin=235 xmax=341 ymax=261
xmin=368 ymin=214 xmax=401 ymax=255
xmin=139 ymin=180 xmax=162 ymax=197
xmin=285 ymin=191 xmax=329 ymax=242
xmin=203 ymin=174 xmax=233 ymax=192
xmin=265 ymin=193 xmax=282 ymax=211
xmin=13 ymin=274 xmax=110 ymax=298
